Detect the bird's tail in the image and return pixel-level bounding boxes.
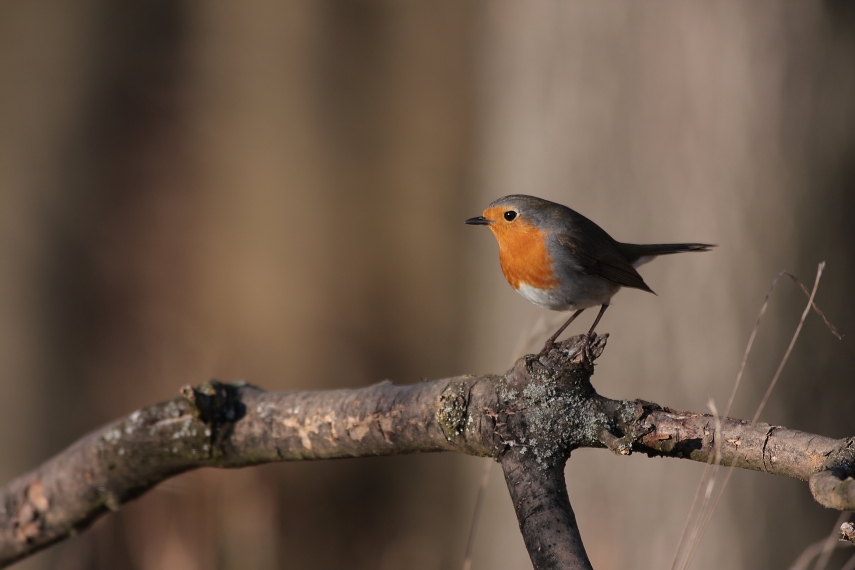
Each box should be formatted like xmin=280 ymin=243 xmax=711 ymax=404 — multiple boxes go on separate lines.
xmin=618 ymin=242 xmax=714 ymax=268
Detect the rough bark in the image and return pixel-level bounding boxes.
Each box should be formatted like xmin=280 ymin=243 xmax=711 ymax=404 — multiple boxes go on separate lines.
xmin=501 ymin=451 xmax=593 ymax=570
xmin=1 ymin=334 xmax=852 ymax=569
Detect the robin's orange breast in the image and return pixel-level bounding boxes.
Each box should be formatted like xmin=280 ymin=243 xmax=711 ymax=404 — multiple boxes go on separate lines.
xmin=486 ymin=213 xmax=558 ymax=291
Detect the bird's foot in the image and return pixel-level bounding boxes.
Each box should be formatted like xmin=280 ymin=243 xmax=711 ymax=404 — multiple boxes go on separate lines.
xmin=579 ymin=333 xmax=598 ymax=367
xmin=538 ymin=332 xmax=603 ymax=365
xmin=537 ymin=338 xmax=556 ymax=358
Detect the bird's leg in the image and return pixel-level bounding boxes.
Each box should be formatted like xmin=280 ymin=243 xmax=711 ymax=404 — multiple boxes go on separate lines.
xmin=539 ymin=309 xmax=585 ymax=356
xmin=581 ymin=304 xmax=609 ymax=365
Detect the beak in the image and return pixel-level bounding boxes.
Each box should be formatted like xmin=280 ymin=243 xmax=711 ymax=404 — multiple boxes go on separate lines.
xmin=465 ymin=216 xmax=491 ymax=226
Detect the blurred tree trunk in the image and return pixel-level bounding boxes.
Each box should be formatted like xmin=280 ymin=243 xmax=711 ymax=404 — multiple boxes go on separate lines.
xmin=1 ymin=1 xmax=480 ymax=569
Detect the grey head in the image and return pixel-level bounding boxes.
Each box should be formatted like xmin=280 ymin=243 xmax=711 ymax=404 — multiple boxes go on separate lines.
xmin=464 ymin=194 xmax=583 ymax=230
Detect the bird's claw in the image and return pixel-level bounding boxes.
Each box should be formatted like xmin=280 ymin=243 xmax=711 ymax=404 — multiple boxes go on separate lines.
xmin=538 ymin=338 xmax=556 ymax=358
xmin=539 ymin=334 xmax=598 ymax=364
xmin=578 ymin=333 xmax=597 ymax=367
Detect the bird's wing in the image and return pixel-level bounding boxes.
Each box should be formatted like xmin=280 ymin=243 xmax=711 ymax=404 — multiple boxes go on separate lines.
xmin=554 ymin=218 xmax=654 ymax=294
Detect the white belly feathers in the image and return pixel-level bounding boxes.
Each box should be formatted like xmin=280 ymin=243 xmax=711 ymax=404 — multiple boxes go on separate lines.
xmin=515 ymin=270 xmax=621 ymax=311
xmin=516 ymin=283 xmax=569 ymax=310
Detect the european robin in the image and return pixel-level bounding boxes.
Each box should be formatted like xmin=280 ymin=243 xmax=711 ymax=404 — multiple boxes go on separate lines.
xmin=466 ymin=195 xmax=713 ymax=357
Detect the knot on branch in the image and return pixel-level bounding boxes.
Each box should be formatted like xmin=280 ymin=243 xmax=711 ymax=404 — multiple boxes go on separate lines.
xmin=599 ymin=400 xmax=658 ymax=455
xmin=181 ymin=380 xmax=247 ymax=425
xmin=810 ymin=437 xmax=855 ymax=511
xmin=437 ymin=378 xmax=473 ymax=441
xmin=180 ymin=380 xmax=248 ymax=452
xmin=599 ymin=400 xmax=662 ymax=456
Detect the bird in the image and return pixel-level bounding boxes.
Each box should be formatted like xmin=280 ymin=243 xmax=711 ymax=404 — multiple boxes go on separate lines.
xmin=465 ymin=195 xmax=713 ymax=358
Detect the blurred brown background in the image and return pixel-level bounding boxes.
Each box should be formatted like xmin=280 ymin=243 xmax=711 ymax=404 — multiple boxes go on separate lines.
xmin=1 ymin=2 xmax=854 ymax=569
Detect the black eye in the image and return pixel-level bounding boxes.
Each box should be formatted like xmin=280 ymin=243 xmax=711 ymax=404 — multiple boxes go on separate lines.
xmin=504 ymin=210 xmax=518 ymax=222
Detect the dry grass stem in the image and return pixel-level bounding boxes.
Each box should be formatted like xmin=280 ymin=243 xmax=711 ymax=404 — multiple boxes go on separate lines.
xmin=677 ymin=263 xmax=835 ymax=570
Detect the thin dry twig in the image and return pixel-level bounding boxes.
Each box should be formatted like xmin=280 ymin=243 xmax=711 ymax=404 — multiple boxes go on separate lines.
xmin=671 ymin=400 xmax=724 ymax=570
xmin=687 ymin=263 xmax=827 ymax=567
xmin=754 ymin=264 xmax=825 ymax=424
xmin=671 ymin=270 xmax=790 ymax=570
xmin=815 ymin=511 xmax=851 ymax=570
xmin=839 ymin=523 xmax=855 ymax=570
xmin=786 ymin=511 xmax=851 ymax=570
xmin=670 ymin=462 xmax=714 ymax=570
xmin=678 ymin=263 xmax=837 ymax=570
xmin=789 ymin=539 xmax=831 ymax=570
xmin=462 ymin=459 xmax=493 ymax=570
xmin=783 ymin=272 xmax=843 ymax=340
xmin=842 ymin=549 xmax=855 ymax=570
xmin=789 ymin=540 xmax=842 ymax=570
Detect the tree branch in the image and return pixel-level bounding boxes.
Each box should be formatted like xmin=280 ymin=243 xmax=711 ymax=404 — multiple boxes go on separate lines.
xmin=0 ymin=334 xmax=851 ymax=569
xmin=501 ymin=449 xmax=593 ymax=570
